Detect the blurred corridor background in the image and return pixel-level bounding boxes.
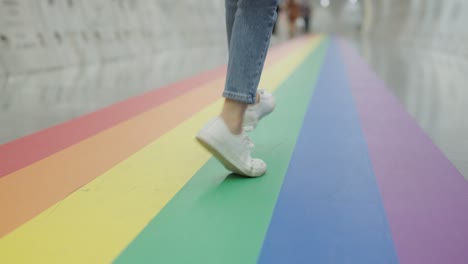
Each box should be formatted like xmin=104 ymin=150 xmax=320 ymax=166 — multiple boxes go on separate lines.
xmin=1 ymin=1 xmax=468 ymax=263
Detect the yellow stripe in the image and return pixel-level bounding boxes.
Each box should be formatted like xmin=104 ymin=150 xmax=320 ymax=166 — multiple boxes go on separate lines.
xmin=0 ymin=36 xmax=322 ymax=264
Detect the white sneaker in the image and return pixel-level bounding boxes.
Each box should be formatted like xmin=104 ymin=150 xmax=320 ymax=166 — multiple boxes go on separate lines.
xmin=196 ymin=117 xmax=267 ymax=177
xmin=243 ymin=89 xmax=276 ymax=132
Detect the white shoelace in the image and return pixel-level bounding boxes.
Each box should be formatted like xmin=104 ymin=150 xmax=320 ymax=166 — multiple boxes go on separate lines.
xmin=241 ymin=133 xmax=255 ymax=149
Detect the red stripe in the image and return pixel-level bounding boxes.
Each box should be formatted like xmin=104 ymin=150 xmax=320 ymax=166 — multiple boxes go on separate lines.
xmin=0 ymin=36 xmax=310 ymax=178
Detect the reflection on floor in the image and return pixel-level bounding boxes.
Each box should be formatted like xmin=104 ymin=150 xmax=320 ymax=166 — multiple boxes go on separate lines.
xmin=361 ymin=37 xmax=468 ymax=179
xmin=1 ymin=36 xmax=467 ymax=264
xmin=0 ymin=46 xmax=227 ymax=144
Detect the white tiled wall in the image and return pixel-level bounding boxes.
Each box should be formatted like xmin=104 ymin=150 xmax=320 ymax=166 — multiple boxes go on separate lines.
xmin=0 ymin=0 xmax=226 ymax=75
xmin=362 ymin=0 xmax=468 ymax=56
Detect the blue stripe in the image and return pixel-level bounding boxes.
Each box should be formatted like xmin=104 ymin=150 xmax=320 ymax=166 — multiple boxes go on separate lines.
xmin=257 ymin=40 xmax=398 ymax=264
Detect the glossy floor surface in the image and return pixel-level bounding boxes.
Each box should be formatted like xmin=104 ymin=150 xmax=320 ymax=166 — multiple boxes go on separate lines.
xmin=1 ymin=35 xmax=466 ymax=264
xmin=2 ymin=31 xmax=467 ymax=179
xmin=0 ymin=46 xmax=227 ymax=143
xmin=361 ymin=37 xmax=468 ymax=179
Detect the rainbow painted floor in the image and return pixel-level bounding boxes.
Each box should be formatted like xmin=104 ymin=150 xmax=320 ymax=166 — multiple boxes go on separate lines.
xmin=1 ymin=36 xmax=467 ymax=264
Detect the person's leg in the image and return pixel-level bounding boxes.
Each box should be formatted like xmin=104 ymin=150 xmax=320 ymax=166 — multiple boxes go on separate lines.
xmin=304 ymin=16 xmax=310 ymax=33
xmin=222 ymin=0 xmax=278 ymax=134
xmin=288 ymin=17 xmax=296 ymax=38
xmin=196 ymin=0 xmax=278 ymax=177
xmin=223 ymin=0 xmax=245 ymax=135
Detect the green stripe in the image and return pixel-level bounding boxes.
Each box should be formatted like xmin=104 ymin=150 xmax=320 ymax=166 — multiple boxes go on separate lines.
xmin=115 ymin=39 xmax=328 ymax=264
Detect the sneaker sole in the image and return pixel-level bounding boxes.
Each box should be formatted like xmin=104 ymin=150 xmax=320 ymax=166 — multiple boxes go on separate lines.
xmin=195 ymin=136 xmax=264 ymax=177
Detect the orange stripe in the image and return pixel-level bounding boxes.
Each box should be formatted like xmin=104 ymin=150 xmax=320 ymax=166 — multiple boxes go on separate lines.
xmin=0 ymin=36 xmax=315 ymax=237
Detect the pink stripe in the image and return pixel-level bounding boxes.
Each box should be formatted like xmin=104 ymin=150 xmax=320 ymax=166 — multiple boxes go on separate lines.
xmin=339 ymin=39 xmax=468 ymax=263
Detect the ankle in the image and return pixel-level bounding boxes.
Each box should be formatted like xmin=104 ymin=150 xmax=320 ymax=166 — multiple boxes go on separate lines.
xmin=220 ymin=114 xmax=243 ymax=134
xmin=220 ymin=98 xmax=248 ymax=134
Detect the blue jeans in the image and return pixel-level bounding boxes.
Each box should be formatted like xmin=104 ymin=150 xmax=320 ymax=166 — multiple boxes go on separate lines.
xmin=224 ymin=0 xmax=279 ymax=104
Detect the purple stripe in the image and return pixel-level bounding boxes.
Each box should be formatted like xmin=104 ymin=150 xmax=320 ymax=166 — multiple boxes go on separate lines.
xmin=338 ymin=39 xmax=468 ymax=264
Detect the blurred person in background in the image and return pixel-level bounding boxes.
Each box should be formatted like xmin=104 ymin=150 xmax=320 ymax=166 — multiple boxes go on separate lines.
xmin=285 ymin=0 xmax=300 ymax=38
xmin=301 ymin=0 xmax=312 ymax=33
xmin=196 ymin=0 xmax=278 ymax=177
